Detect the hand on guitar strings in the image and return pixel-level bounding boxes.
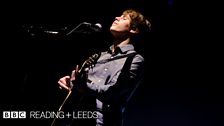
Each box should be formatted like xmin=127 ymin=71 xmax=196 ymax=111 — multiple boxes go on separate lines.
xmin=58 ymin=65 xmax=79 ymax=91
xmin=58 ymin=65 xmax=87 ymax=91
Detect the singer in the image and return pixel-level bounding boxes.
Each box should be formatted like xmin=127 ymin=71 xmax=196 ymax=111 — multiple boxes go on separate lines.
xmin=56 ymin=9 xmax=151 ymax=126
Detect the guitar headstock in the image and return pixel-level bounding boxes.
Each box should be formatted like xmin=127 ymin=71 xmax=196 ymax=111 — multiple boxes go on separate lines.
xmin=79 ymin=53 xmax=100 ymax=73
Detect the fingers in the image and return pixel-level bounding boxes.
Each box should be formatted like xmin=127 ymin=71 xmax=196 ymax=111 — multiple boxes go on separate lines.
xmin=71 ymin=65 xmax=79 ymax=80
xmin=71 ymin=70 xmax=75 ymax=77
xmin=71 ymin=71 xmax=76 ymax=81
xmin=75 ymin=65 xmax=79 ymax=72
xmin=58 ymin=65 xmax=80 ymax=91
xmin=58 ymin=76 xmax=70 ymax=91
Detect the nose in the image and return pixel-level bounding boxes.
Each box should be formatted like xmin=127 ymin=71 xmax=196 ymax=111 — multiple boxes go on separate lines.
xmin=115 ymin=16 xmax=121 ymax=21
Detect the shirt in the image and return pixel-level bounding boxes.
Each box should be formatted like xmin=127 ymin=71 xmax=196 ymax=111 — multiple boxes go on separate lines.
xmin=85 ymin=44 xmax=144 ymax=126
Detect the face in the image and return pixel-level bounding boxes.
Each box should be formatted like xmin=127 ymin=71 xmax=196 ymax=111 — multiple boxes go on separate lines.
xmin=110 ymin=14 xmax=132 ymax=35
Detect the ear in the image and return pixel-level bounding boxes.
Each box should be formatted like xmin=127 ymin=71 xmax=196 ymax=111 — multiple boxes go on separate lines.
xmin=130 ymin=28 xmax=139 ymax=34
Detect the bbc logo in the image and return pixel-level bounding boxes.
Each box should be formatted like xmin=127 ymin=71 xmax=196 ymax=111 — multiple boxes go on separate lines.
xmin=3 ymin=111 xmax=26 ymax=119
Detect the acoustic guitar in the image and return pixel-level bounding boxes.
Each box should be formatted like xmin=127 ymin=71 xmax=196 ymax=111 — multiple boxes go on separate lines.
xmin=50 ymin=53 xmax=100 ymax=126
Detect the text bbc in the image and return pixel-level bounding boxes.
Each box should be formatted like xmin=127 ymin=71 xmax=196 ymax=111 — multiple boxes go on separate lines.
xmin=3 ymin=111 xmax=26 ymax=119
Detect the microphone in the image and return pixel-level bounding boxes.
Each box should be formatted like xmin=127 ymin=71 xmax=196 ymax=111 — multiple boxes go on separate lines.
xmin=66 ymin=22 xmax=102 ymax=35
xmin=85 ymin=22 xmax=102 ymax=33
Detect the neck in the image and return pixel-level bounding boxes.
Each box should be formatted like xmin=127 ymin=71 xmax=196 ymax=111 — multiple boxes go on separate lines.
xmin=112 ymin=37 xmax=130 ymax=52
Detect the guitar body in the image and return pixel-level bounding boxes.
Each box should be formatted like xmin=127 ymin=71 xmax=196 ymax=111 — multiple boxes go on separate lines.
xmin=51 ymin=53 xmax=100 ymax=126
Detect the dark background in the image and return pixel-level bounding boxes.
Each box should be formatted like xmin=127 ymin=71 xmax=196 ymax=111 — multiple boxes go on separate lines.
xmin=0 ymin=0 xmax=223 ymax=126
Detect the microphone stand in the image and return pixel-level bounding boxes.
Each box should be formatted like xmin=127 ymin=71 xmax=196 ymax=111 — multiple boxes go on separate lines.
xmin=66 ymin=22 xmax=90 ymax=36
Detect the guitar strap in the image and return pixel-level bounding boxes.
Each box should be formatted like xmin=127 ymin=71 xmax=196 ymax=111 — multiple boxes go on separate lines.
xmin=116 ymin=51 xmax=142 ymax=108
xmin=97 ymin=51 xmax=137 ymax=64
